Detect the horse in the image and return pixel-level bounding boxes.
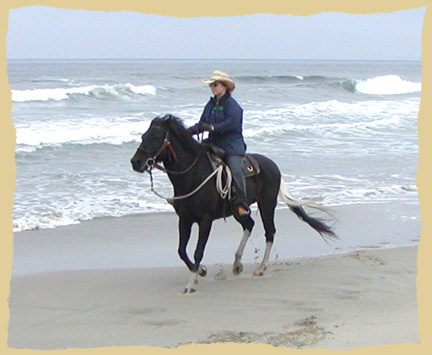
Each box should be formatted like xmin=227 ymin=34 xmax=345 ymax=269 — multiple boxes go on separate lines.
xmin=131 ymin=114 xmax=337 ymax=293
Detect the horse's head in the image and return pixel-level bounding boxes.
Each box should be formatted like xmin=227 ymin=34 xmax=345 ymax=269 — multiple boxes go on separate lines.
xmin=130 ymin=114 xmax=175 ymax=173
xmin=131 ymin=114 xmax=199 ymax=173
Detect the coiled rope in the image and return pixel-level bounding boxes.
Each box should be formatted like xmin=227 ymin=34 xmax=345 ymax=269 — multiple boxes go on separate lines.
xmin=149 ymin=164 xmax=232 ymax=202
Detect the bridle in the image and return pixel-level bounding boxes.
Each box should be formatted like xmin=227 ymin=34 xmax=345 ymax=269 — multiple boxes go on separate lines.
xmin=138 ymin=125 xmax=198 ymax=175
xmin=137 ymin=123 xmax=231 ymax=203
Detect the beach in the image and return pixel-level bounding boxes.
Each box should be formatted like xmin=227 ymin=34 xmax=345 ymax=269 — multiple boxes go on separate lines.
xmin=8 ymin=203 xmax=420 ymax=349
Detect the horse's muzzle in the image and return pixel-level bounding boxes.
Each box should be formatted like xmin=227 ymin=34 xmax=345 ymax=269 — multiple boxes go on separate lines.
xmin=130 ymin=156 xmax=145 ymax=173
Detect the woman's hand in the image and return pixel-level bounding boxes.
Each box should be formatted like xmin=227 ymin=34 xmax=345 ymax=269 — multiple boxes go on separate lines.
xmin=187 ymin=122 xmax=214 ymax=135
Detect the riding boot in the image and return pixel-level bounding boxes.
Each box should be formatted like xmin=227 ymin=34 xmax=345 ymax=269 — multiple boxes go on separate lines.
xmin=226 ymin=156 xmax=250 ymax=217
xmin=232 ymin=195 xmax=250 ymax=217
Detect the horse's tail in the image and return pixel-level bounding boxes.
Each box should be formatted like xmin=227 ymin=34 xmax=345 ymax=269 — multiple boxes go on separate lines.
xmin=278 ymin=178 xmax=338 ymax=243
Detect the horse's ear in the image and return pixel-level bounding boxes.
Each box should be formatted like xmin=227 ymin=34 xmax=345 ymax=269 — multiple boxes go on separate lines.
xmin=162 ymin=114 xmax=175 ymax=129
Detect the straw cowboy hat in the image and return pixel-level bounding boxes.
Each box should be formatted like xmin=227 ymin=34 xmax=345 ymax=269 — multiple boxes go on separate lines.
xmin=203 ymin=70 xmax=236 ymax=92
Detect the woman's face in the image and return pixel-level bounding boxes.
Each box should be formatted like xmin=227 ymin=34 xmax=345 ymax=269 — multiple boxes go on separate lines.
xmin=209 ymin=81 xmax=227 ymax=97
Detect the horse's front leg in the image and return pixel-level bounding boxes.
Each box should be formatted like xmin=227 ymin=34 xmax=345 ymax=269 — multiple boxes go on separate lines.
xmin=184 ymin=218 xmax=213 ymax=294
xmin=178 ymin=216 xmax=194 ymax=272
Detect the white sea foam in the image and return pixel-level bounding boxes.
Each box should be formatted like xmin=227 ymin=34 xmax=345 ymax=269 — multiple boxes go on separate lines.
xmin=11 ymin=83 xmax=157 ymax=102
xmin=13 ymin=194 xmax=173 ymax=232
xmin=322 ymin=184 xmax=419 ymax=206
xmin=243 ymin=115 xmax=402 ymax=138
xmin=243 ymin=98 xmax=419 ymax=138
xmin=14 ymin=98 xmax=419 ymax=152
xmin=12 ymin=180 xmax=418 ymax=232
xmin=246 ymin=98 xmax=419 ymax=121
xmin=283 ymin=176 xmax=419 ymax=207
xmin=355 ymin=75 xmax=421 ymax=95
xmin=15 ymin=115 xmax=151 ymax=152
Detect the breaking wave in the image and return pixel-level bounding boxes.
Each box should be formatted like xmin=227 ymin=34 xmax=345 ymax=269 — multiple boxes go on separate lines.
xmin=237 ymin=74 xmax=329 ymax=83
xmin=11 ymin=83 xmax=157 ymax=102
xmin=14 ymin=98 xmax=419 ymax=153
xmin=342 ymin=75 xmax=421 ymax=95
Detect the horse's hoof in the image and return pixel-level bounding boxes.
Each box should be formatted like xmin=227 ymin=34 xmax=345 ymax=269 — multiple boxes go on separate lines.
xmin=252 ymin=269 xmax=265 ymax=277
xmin=233 ymin=263 xmax=243 ymax=275
xmin=183 ymin=287 xmax=196 ymax=294
xmin=198 ymin=265 xmax=207 ymax=277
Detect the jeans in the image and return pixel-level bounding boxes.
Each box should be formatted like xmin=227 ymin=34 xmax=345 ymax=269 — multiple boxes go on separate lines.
xmin=226 ymin=155 xmax=247 ymax=207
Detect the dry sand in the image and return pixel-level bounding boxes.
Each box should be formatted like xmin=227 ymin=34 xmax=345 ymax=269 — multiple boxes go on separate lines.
xmin=8 ymin=245 xmax=418 ymax=349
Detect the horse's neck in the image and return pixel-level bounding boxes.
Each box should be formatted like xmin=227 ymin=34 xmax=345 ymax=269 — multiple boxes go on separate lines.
xmin=163 ymin=140 xmax=207 ymax=197
xmin=163 ymin=134 xmax=208 ymax=185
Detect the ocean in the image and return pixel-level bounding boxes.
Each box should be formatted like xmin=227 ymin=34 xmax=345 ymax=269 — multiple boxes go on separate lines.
xmin=9 ymin=59 xmax=421 ymax=234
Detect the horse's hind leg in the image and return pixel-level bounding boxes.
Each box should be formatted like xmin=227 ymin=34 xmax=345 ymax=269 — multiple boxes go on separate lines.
xmin=233 ymin=229 xmax=251 ymax=275
xmin=233 ymin=214 xmax=255 ymax=275
xmin=253 ymin=197 xmax=277 ymax=277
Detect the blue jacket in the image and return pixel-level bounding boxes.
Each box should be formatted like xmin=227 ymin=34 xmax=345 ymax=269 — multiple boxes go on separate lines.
xmin=199 ymin=94 xmax=246 ymax=157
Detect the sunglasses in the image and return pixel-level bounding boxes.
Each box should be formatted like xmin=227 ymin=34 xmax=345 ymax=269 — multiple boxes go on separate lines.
xmin=209 ymin=82 xmax=221 ymax=88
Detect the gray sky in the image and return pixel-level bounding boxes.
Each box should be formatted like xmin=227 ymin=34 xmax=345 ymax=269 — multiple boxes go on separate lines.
xmin=6 ymin=6 xmax=426 ymax=60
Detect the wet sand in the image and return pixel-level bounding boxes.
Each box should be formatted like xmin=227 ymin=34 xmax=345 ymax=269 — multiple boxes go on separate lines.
xmin=8 ymin=203 xmax=419 ymax=349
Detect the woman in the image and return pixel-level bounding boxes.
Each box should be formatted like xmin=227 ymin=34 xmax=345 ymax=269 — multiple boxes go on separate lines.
xmin=188 ymin=70 xmax=249 ymax=217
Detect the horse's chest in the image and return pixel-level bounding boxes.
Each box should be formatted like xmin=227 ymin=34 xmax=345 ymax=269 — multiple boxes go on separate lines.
xmin=173 ymin=197 xmax=221 ymax=220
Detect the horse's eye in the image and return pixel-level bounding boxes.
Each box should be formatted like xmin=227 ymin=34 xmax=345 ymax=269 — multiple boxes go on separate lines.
xmin=153 ymin=130 xmax=165 ymax=139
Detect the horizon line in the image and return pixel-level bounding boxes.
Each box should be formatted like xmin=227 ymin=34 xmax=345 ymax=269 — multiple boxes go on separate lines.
xmin=6 ymin=58 xmax=421 ymax=62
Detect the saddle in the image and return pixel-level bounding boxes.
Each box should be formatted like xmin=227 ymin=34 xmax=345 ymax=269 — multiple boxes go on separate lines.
xmin=204 ymin=143 xmax=260 ymax=177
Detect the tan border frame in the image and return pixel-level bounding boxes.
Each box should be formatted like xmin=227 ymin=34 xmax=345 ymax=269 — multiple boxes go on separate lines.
xmin=1 ymin=1 xmax=430 ymax=354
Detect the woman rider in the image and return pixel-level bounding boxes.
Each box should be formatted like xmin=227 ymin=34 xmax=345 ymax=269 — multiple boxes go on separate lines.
xmin=188 ymin=70 xmax=249 ymax=217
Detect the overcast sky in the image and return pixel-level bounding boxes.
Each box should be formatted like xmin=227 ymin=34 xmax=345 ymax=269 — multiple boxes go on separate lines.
xmin=6 ymin=6 xmax=426 ymax=60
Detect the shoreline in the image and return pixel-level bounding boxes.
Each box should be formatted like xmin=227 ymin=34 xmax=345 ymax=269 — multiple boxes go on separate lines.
xmin=12 ymin=202 xmax=421 ymax=277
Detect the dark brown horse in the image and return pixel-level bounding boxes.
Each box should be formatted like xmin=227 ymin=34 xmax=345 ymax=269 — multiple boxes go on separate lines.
xmin=131 ymin=114 xmax=336 ymax=293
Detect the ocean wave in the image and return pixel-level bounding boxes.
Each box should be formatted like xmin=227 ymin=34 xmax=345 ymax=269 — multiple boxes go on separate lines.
xmin=243 ymin=98 xmax=419 ymax=138
xmin=13 ymin=199 xmax=173 ymax=232
xmin=11 ymin=83 xmax=157 ymax=102
xmin=14 ymin=114 xmax=200 ymax=152
xmin=13 ymin=181 xmax=418 ymax=232
xmin=30 ymin=78 xmax=70 ymax=83
xmin=237 ymin=74 xmax=328 ymax=83
xmin=322 ymin=184 xmax=418 ymax=206
xmin=244 ymin=115 xmax=402 ymax=138
xmin=15 ymin=117 xmax=148 ymax=152
xmin=342 ymin=75 xmax=421 ymax=95
xmin=283 ymin=173 xmax=419 ymax=207
xmin=236 ymin=74 xmax=421 ymax=96
xmin=14 ymin=98 xmax=419 ymax=152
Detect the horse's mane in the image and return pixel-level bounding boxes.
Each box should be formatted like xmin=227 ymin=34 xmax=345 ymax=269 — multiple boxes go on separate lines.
xmin=156 ymin=114 xmax=205 ymax=155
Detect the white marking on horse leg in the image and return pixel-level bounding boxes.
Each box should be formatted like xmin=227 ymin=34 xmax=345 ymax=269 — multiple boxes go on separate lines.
xmin=253 ymin=241 xmax=273 ymax=277
xmin=184 ymin=271 xmax=198 ymax=294
xmin=233 ymin=230 xmax=251 ymax=274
